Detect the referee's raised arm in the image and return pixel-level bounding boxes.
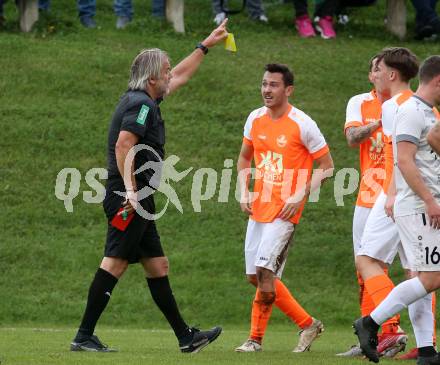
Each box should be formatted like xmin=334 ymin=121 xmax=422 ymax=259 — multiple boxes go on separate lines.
xmin=168 ymin=19 xmax=228 ymax=95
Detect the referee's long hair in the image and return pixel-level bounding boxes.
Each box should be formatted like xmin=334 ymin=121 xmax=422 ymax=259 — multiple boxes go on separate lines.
xmin=128 ymin=48 xmax=168 ymax=91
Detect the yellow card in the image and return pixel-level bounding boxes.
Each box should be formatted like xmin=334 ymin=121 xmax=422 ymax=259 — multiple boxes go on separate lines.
xmin=225 ymin=33 xmax=237 ymax=52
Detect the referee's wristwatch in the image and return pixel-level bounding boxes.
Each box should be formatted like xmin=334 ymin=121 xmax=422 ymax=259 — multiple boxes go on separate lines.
xmin=195 ymin=42 xmax=209 ymax=55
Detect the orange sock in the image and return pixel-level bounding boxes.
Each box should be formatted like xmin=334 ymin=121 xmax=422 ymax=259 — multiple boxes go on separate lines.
xmin=249 ymin=289 xmax=275 ymax=343
xmin=365 ymin=273 xmax=400 ymax=333
xmin=433 ymin=292 xmax=437 ymax=346
xmin=357 ymin=271 xmax=375 ymax=316
xmin=274 ymin=279 xmax=313 ymax=329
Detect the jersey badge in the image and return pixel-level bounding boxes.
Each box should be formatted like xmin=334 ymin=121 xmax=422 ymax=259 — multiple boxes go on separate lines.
xmin=136 ymin=105 xmax=150 ymax=125
xmin=277 ymin=135 xmax=287 ymax=148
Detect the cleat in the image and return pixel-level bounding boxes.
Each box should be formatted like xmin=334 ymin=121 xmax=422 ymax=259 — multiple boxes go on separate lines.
xmin=336 ymin=344 xmax=363 ymax=357
xmin=418 ymin=353 xmax=440 ymax=365
xmin=397 ymin=347 xmax=418 ymax=360
xmin=353 ymin=318 xmax=379 ymax=363
xmin=293 ymin=318 xmax=324 ymax=352
xmin=179 ymin=326 xmax=222 ymax=353
xmin=70 ymin=334 xmax=117 ymax=352
xmin=378 ymin=332 xmax=408 ymax=358
xmin=235 ymin=339 xmax=262 ymax=352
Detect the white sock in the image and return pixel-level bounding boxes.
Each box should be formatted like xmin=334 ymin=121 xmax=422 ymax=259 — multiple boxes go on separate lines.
xmin=371 ymin=277 xmax=428 ymax=325
xmin=409 ymin=293 xmax=434 ymax=348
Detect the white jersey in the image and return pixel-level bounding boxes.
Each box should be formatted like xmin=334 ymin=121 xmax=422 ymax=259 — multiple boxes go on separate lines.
xmin=393 ymin=95 xmax=440 ymax=217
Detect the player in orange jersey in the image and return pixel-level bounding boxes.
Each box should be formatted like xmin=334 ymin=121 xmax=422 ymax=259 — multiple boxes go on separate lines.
xmin=354 ymin=48 xmax=437 ymax=362
xmin=337 ymin=55 xmax=392 ymax=357
xmin=235 ymin=63 xmax=334 ymax=353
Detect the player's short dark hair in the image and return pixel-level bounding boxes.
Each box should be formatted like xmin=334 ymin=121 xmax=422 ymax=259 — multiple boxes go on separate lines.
xmin=369 ymin=54 xmax=379 ymax=72
xmin=419 ymin=56 xmax=440 ymax=84
xmin=264 ymin=64 xmax=294 ymax=86
xmin=376 ymin=47 xmax=419 ymax=83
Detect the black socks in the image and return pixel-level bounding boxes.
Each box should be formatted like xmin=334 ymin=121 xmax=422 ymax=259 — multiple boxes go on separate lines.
xmin=75 ymin=268 xmax=118 ymax=341
xmin=147 ymin=276 xmax=189 ymax=341
xmin=419 ymin=346 xmax=437 ymax=357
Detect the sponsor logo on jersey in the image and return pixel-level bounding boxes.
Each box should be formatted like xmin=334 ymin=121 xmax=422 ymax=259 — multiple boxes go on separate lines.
xmin=256 ymin=151 xmax=284 ymax=185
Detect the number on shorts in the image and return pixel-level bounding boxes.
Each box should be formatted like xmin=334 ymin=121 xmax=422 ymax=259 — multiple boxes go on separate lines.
xmin=425 ymin=246 xmax=440 ymax=265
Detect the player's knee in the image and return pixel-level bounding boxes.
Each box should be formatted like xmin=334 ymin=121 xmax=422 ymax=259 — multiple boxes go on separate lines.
xmin=259 ymin=291 xmax=276 ymax=305
xmin=246 ymin=275 xmax=257 ymax=286
xmin=144 ymin=256 xmax=169 ymax=278
xmin=100 ymin=257 xmax=129 ymax=278
xmin=420 ymin=272 xmax=440 ymax=292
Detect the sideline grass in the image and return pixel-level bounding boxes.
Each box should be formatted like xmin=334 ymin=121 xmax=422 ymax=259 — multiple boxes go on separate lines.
xmin=0 ymin=326 xmax=416 ymax=365
xmin=1 ymin=0 xmax=440 ymax=328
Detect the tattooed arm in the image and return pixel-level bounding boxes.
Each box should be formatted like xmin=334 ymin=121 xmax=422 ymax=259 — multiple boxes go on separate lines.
xmin=345 ymin=120 xmax=381 ymax=147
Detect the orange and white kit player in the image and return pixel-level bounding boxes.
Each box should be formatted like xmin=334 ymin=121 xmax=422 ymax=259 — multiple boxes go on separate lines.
xmin=235 ymin=63 xmax=334 ymax=353
xmin=338 ymin=55 xmax=391 ymax=357
xmin=355 ymin=47 xmax=436 ymax=360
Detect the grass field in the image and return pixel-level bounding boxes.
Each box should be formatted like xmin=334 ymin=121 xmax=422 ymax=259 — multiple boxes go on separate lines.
xmin=1 ymin=0 xmax=440 ymax=362
xmin=0 ymin=326 xmax=417 ymax=365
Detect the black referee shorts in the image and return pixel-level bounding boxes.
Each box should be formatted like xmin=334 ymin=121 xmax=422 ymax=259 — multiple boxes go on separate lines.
xmin=103 ymin=179 xmax=165 ymax=264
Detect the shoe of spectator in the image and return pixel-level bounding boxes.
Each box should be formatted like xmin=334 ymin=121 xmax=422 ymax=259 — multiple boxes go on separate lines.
xmin=254 ymin=14 xmax=269 ymax=23
xmin=80 ymin=16 xmax=97 ymax=28
xmin=397 ymin=347 xmax=418 ymax=360
xmin=116 ymin=16 xmax=131 ymax=29
xmin=315 ymin=16 xmax=336 ymax=39
xmin=295 ymin=15 xmax=316 ymax=38
xmin=337 ymin=14 xmax=349 ymax=25
xmin=336 ymin=344 xmax=363 ymax=357
xmin=213 ymin=12 xmax=226 ymax=26
xmin=415 ymin=24 xmax=435 ymax=40
xmin=377 ymin=331 xmax=408 ymax=358
xmin=292 ymin=318 xmax=324 ymax=352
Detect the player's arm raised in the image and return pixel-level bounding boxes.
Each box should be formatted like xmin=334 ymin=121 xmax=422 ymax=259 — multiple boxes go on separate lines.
xmin=398 ymin=141 xmax=440 ymax=229
xmin=427 ymin=123 xmax=440 ymax=155
xmin=168 ymin=19 xmax=228 ymax=95
xmin=237 ymin=142 xmax=254 ymax=215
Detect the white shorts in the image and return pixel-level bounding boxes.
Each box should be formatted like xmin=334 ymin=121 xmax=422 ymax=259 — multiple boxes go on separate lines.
xmin=244 ymin=218 xmax=295 ymax=278
xmin=353 ymin=205 xmax=372 ymax=256
xmin=396 ymin=213 xmax=440 ymax=272
xmin=358 ymin=191 xmax=410 ymax=269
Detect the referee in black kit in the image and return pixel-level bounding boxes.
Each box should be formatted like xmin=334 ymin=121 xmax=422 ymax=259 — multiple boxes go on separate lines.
xmin=70 ymin=19 xmax=228 ymax=353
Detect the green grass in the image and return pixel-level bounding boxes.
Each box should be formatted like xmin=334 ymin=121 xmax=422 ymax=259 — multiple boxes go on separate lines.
xmin=0 ymin=0 xmax=440 ymax=333
xmin=0 ymin=326 xmax=417 ymax=365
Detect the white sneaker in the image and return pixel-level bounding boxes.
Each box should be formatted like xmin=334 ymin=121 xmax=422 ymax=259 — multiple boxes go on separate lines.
xmin=235 ymin=339 xmax=262 ymax=352
xmin=256 ymin=14 xmax=269 ymax=23
xmin=336 ymin=344 xmax=363 ymax=357
xmin=213 ymin=12 xmax=226 ymax=25
xmin=292 ymin=318 xmax=324 ymax=352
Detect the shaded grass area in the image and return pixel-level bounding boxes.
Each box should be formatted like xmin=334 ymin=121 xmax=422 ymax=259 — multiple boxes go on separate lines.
xmin=0 ymin=0 xmax=439 ymax=330
xmin=0 ymin=326 xmax=416 ymax=365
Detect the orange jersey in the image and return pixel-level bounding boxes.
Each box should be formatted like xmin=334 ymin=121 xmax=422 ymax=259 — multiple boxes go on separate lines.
xmin=243 ymin=104 xmax=329 ymax=224
xmin=381 ymin=89 xmax=413 ymax=194
xmin=344 ymin=91 xmax=384 ymax=208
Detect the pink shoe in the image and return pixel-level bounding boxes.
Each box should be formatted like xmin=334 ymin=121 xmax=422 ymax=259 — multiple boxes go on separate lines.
xmin=315 ymin=16 xmax=336 ymax=39
xmin=295 ymin=15 xmax=316 ymax=38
